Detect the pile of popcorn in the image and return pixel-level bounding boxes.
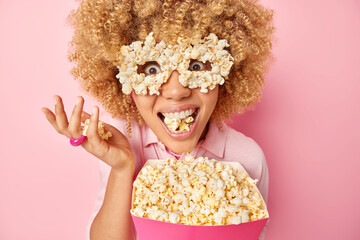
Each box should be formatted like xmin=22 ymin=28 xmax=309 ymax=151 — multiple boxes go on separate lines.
xmin=131 ymin=154 xmax=268 ymax=226
xmin=116 ymin=32 xmax=234 ymax=95
xmin=81 ymin=119 xmax=112 ymax=140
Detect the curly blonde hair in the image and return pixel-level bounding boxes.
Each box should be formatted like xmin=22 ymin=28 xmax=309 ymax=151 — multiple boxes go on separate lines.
xmin=68 ymin=0 xmax=275 ymax=134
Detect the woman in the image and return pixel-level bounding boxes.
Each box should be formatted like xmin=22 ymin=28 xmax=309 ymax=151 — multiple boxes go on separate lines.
xmin=42 ymin=0 xmax=275 ymax=239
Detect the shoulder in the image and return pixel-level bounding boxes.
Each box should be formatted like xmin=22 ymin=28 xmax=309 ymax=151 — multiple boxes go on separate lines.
xmin=222 ymin=124 xmax=267 ymax=179
xmin=225 ymin=125 xmax=265 ymax=158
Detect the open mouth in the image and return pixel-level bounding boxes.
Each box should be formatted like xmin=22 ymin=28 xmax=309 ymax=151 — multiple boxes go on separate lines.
xmin=158 ymin=108 xmax=199 ymax=134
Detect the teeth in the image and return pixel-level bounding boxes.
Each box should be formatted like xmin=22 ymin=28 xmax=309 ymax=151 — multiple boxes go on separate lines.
xmin=179 ymin=111 xmax=185 ymax=119
xmin=162 ymin=109 xmax=196 ymax=120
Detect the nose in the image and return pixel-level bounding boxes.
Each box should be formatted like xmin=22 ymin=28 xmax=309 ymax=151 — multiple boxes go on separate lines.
xmin=160 ymin=70 xmax=191 ymax=100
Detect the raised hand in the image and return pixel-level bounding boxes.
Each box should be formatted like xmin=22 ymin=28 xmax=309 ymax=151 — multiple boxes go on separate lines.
xmin=41 ymin=95 xmax=135 ymax=173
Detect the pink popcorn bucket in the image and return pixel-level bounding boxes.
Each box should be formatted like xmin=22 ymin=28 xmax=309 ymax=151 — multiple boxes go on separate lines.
xmin=132 ymin=215 xmax=269 ymax=240
xmin=132 ymin=159 xmax=269 ymax=240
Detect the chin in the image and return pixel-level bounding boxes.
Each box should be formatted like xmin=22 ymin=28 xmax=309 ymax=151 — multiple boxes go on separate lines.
xmin=165 ymin=138 xmax=199 ymax=155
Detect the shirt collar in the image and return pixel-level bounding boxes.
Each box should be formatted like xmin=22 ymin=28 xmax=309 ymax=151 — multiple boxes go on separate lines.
xmin=142 ymin=122 xmax=227 ymax=158
xmin=143 ymin=124 xmax=161 ymax=148
xmin=198 ymin=122 xmax=227 ymax=159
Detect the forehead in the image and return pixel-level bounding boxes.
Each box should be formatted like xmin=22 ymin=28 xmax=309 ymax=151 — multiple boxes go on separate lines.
xmin=126 ymin=32 xmax=226 ymax=51
xmin=133 ymin=29 xmax=206 ymax=46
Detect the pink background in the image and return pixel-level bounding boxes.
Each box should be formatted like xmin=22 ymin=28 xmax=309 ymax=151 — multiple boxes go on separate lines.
xmin=1 ymin=0 xmax=359 ymax=239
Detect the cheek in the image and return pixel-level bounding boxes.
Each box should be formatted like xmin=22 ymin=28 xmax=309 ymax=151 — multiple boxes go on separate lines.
xmin=203 ymin=88 xmax=219 ymax=113
xmin=132 ymin=95 xmax=156 ymax=116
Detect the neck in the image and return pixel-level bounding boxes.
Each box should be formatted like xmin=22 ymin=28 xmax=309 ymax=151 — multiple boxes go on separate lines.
xmin=165 ymin=146 xmax=182 ymax=158
xmin=200 ymin=122 xmax=210 ymax=141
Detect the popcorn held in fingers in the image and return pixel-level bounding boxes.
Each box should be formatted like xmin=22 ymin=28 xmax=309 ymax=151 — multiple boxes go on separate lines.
xmin=116 ymin=32 xmax=234 ymax=95
xmin=81 ymin=119 xmax=112 ymax=140
xmin=131 ymin=154 xmax=268 ymax=226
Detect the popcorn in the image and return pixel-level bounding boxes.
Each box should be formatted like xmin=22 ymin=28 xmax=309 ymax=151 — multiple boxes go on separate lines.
xmin=116 ymin=32 xmax=234 ymax=95
xmin=163 ymin=116 xmax=194 ymax=133
xmin=81 ymin=119 xmax=112 ymax=140
xmin=131 ymin=154 xmax=268 ymax=226
xmin=169 ymin=212 xmax=181 ymax=224
xmin=231 ymin=216 xmax=242 ymax=225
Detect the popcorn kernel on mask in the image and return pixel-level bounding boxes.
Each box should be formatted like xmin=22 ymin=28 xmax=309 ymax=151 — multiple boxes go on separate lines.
xmin=116 ymin=33 xmax=234 ymax=95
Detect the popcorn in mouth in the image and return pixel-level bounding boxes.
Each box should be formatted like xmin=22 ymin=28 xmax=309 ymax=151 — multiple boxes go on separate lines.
xmin=159 ymin=109 xmax=198 ymax=133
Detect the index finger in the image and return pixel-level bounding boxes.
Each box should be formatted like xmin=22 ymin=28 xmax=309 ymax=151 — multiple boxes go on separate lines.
xmin=41 ymin=107 xmax=61 ymax=133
